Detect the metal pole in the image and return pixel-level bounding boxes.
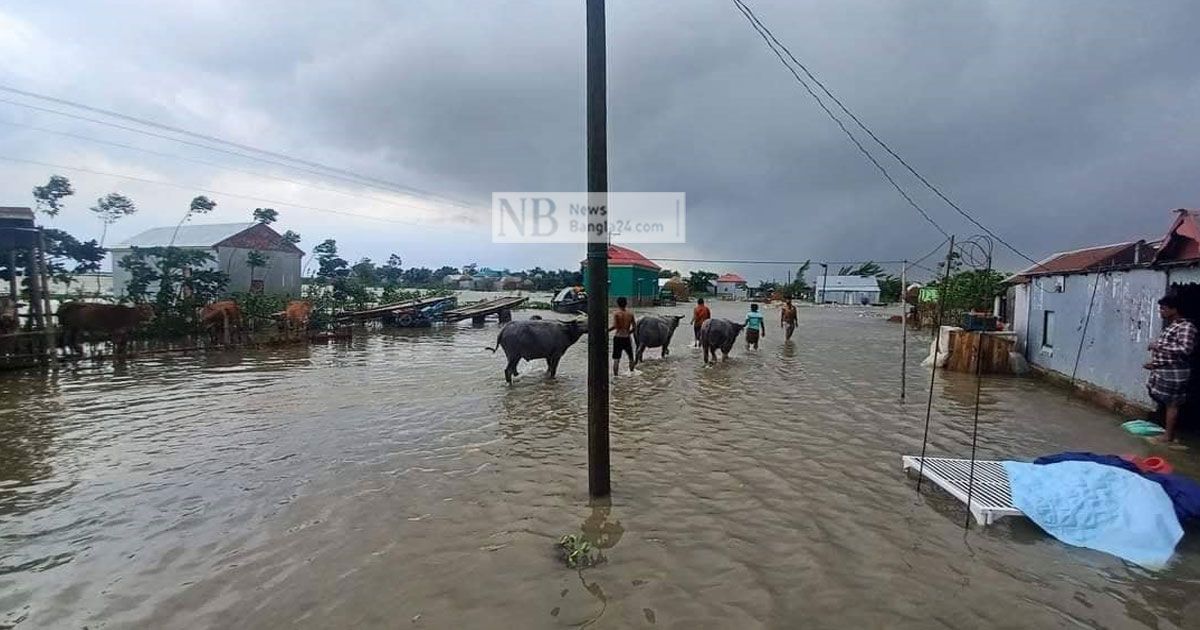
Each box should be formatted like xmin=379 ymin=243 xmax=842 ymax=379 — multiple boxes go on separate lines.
xmin=7 ymin=250 xmax=17 ymax=304
xmin=819 ymin=263 xmax=829 ymax=304
xmin=585 ymin=0 xmax=611 ymax=498
xmin=901 ymin=260 xmax=907 ymax=400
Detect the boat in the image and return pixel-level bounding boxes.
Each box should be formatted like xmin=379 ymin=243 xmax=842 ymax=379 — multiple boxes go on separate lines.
xmin=551 ymin=287 xmax=588 ymax=314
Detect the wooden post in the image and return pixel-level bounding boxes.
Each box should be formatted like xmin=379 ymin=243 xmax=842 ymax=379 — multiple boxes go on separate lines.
xmin=819 ymin=263 xmax=829 ymax=304
xmin=585 ymin=0 xmax=611 ymax=498
xmin=26 ymin=246 xmax=44 ymax=329
xmin=901 ymin=260 xmax=907 ymax=400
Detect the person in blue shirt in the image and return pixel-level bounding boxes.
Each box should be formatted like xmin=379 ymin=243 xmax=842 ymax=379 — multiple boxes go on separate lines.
xmin=744 ymin=302 xmax=765 ymax=350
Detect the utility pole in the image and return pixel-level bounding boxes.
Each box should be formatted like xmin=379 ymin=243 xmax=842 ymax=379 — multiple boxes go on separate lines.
xmin=900 ymin=260 xmax=907 ymax=400
xmin=585 ymin=0 xmax=611 ymax=498
xmin=818 ymin=263 xmax=829 ymax=304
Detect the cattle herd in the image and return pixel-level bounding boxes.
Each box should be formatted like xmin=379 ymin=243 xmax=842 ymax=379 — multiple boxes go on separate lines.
xmin=48 ymin=298 xmax=313 ymax=356
xmin=487 ymin=314 xmax=749 ymax=384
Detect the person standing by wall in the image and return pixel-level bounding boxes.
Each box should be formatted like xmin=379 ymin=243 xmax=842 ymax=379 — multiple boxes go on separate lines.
xmin=1145 ymin=295 xmax=1198 ymax=443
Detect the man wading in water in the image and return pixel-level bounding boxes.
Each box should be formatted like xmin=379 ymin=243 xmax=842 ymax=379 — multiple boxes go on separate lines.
xmin=610 ymin=296 xmax=636 ymax=376
xmin=1144 ymin=295 xmax=1197 ymax=443
xmin=691 ymin=297 xmax=711 ymax=348
xmin=780 ymin=297 xmax=797 ymax=341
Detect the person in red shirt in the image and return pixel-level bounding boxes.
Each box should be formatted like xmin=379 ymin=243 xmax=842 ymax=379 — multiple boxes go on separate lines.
xmin=691 ymin=297 xmax=711 ymax=347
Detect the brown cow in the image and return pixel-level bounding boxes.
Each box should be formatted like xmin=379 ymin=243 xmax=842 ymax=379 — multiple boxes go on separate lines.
xmin=199 ymin=299 xmax=243 ymax=345
xmin=57 ymin=302 xmax=155 ymax=356
xmin=281 ymin=300 xmax=312 ymax=338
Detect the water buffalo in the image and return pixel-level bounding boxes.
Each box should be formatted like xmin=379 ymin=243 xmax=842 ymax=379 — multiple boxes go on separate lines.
xmin=200 ymin=299 xmax=243 ymax=345
xmin=486 ymin=318 xmax=587 ymax=384
xmin=57 ymin=302 xmax=155 ymax=356
xmin=633 ymin=314 xmax=684 ymax=364
xmin=699 ymin=318 xmax=745 ymax=364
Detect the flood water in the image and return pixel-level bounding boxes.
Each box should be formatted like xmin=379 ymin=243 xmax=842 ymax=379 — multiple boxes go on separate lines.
xmin=2 ymin=301 xmax=1199 ymax=629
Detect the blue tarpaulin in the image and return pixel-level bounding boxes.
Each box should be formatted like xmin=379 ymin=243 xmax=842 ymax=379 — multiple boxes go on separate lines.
xmin=1003 ymin=460 xmax=1184 ymax=569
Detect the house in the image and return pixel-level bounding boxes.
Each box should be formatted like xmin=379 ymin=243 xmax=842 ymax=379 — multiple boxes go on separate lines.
xmin=714 ymin=273 xmax=748 ymax=299
xmin=580 ymin=244 xmax=661 ymax=306
xmin=443 ymin=273 xmax=473 ymax=289
xmin=815 ymin=275 xmax=881 ymax=304
xmin=111 ymin=222 xmax=303 ymax=297
xmin=1006 ymin=208 xmax=1200 ymax=412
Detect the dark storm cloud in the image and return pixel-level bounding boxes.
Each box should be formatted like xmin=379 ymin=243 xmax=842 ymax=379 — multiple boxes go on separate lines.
xmin=2 ymin=0 xmax=1199 ymax=278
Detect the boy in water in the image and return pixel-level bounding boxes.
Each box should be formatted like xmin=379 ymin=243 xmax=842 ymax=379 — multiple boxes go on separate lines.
xmin=745 ymin=302 xmax=765 ymax=350
xmin=691 ymin=297 xmax=711 ymax=348
xmin=780 ymin=298 xmax=798 ymax=341
xmin=610 ymin=296 xmax=636 ymax=376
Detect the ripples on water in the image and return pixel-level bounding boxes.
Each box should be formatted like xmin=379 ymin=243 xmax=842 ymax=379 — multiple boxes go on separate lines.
xmin=2 ymin=305 xmax=1199 ymax=628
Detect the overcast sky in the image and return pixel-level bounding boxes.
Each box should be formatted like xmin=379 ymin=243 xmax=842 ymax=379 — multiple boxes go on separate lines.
xmin=2 ymin=0 xmax=1199 ymax=283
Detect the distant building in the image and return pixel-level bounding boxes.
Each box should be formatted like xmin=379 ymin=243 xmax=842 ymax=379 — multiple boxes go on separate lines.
xmin=111 ymin=222 xmax=303 ymax=297
xmin=581 ymin=244 xmax=661 ymax=306
xmin=443 ymin=273 xmax=473 ymax=289
xmin=815 ymin=275 xmax=881 ymax=304
xmin=714 ymin=273 xmax=748 ymax=299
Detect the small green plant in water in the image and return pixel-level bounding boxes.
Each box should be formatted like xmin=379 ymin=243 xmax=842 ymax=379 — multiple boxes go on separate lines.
xmin=557 ymin=534 xmax=601 ymax=569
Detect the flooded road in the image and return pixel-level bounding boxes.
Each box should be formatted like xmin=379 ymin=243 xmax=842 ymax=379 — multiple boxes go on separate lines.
xmin=2 ymin=302 xmax=1199 ymax=628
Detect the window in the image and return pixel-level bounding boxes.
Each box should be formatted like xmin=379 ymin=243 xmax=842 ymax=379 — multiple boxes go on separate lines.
xmin=1042 ymin=310 xmax=1055 ymax=349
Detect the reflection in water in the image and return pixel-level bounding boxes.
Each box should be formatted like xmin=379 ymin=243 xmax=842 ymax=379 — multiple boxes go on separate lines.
xmin=0 ymin=305 xmax=1198 ymax=629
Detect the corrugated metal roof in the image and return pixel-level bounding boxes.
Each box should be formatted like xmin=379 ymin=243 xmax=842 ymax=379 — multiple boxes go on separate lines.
xmin=815 ymin=275 xmax=881 ymax=291
xmin=716 ymin=273 xmax=746 ymax=283
xmin=1012 ymin=240 xmax=1157 ymax=278
xmin=114 ymin=222 xmax=257 ymax=248
xmin=580 ymin=244 xmax=661 ymax=270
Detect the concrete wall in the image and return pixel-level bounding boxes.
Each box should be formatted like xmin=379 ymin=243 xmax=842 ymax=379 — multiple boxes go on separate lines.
xmin=112 ymin=246 xmax=301 ymax=298
xmin=818 ymin=289 xmax=879 ymax=304
xmin=216 ymin=247 xmax=302 ymax=296
xmin=1026 ymin=268 xmax=1165 ymax=405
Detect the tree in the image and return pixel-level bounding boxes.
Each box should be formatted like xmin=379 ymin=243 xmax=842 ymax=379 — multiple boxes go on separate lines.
xmin=352 ymin=257 xmax=377 ymax=285
xmin=253 ymin=207 xmax=278 ymax=225
xmin=401 ymin=266 xmax=434 ymax=287
xmin=91 ymin=193 xmax=137 ymax=248
xmin=246 ymin=250 xmax=269 ymax=289
xmin=313 ymin=239 xmax=348 ymax=280
xmin=878 ymin=275 xmax=902 ymax=303
xmin=378 ymin=254 xmax=404 ymax=286
xmin=838 ymin=261 xmax=884 ymax=277
xmin=281 ymin=230 xmax=301 ymax=245
xmin=32 ymin=175 xmax=74 ymax=218
xmin=432 ymin=265 xmax=460 ymax=283
xmin=932 ymin=268 xmax=1007 ymax=313
xmin=169 ymin=195 xmax=217 ymax=245
xmin=658 ymin=268 xmax=677 ymax=279
xmin=118 ymin=246 xmax=228 ymax=335
xmin=686 ymin=270 xmax=718 ymax=294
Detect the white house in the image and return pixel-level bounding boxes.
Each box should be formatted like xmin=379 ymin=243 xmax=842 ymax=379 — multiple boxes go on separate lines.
xmin=111 ymin=222 xmax=303 ymax=297
xmin=815 ymin=275 xmax=881 ymax=304
xmin=714 ymin=273 xmax=748 ymax=299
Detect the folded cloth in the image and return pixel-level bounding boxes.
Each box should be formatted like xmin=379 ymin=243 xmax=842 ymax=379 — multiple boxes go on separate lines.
xmin=1003 ymin=460 xmax=1183 ymax=569
xmin=1034 ymin=452 xmax=1200 ymax=523
xmin=1122 ymin=420 xmax=1166 ymax=436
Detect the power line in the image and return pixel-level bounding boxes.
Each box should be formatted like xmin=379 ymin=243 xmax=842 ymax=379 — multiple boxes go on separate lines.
xmin=732 ymin=0 xmax=1043 ymax=268
xmin=0 ymin=87 xmax=474 ymax=209
xmin=0 ymin=118 xmax=452 ymax=217
xmin=0 ymin=155 xmax=459 ymax=228
xmin=730 ymin=0 xmax=949 ymax=239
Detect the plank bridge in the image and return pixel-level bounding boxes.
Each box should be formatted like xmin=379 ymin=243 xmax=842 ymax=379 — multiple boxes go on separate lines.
xmin=443 ymin=296 xmax=528 ymax=324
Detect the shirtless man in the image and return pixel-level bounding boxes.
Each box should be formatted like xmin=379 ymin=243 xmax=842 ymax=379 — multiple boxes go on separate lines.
xmin=609 ymin=296 xmax=636 ymax=376
xmin=781 ymin=298 xmax=798 ymax=341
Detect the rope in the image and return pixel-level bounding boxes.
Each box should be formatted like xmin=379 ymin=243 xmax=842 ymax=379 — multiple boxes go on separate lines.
xmin=916 ymin=235 xmax=955 ymax=494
